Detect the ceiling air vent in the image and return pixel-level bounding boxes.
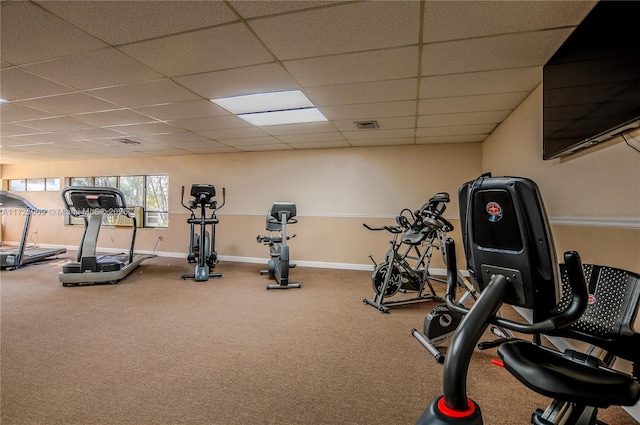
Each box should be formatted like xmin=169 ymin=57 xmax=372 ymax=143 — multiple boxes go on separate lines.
xmin=113 ymin=138 xmax=140 ymax=146
xmin=354 ymin=120 xmax=379 ymax=129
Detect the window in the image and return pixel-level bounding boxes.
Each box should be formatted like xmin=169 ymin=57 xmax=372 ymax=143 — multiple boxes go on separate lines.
xmin=145 ymin=175 xmax=169 ymax=227
xmin=67 ymin=175 xmax=169 ymax=228
xmin=45 ymin=178 xmax=60 ymax=191
xmin=26 ymin=179 xmax=45 ymax=191
xmin=9 ymin=179 xmax=26 ymax=191
xmin=9 ymin=178 xmax=60 ymax=191
xmin=70 ymin=177 xmax=92 ymax=186
xmin=94 ymin=176 xmax=117 ymax=187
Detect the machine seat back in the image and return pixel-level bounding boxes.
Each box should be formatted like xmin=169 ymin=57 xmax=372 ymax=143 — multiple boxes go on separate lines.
xmin=270 ymin=202 xmax=297 ymax=221
xmin=459 ymin=176 xmax=560 ymax=319
xmin=458 ymin=175 xmax=639 ymax=409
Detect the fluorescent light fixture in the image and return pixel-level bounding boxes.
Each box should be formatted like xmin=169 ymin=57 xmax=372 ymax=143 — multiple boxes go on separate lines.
xmin=0 ymin=98 xmax=7 ymax=103
xmin=211 ymin=90 xmax=326 ymax=126
xmin=239 ymin=108 xmax=327 ymax=126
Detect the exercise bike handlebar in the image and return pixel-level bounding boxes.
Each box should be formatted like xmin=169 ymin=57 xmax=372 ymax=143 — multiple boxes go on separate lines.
xmin=443 ymin=239 xmax=589 ymax=335
xmin=362 ymin=223 xmax=403 ymax=233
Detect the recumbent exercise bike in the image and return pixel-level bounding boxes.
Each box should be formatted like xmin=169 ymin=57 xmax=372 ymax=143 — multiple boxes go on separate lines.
xmin=180 ymin=184 xmax=225 ymax=282
xmin=256 ymin=202 xmax=300 ymax=290
xmin=362 ymin=192 xmax=454 ymax=313
xmin=415 ymin=175 xmax=640 ymax=425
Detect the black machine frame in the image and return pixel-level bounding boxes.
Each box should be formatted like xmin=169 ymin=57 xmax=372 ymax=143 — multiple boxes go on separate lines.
xmin=0 ymin=190 xmax=67 ymax=270
xmin=415 ymin=175 xmax=640 ymax=425
xmin=257 ymin=202 xmax=300 ymax=289
xmin=58 ymin=186 xmax=153 ymax=286
xmin=180 ymin=184 xmax=225 ymax=282
xmin=362 ymin=192 xmax=454 ymax=312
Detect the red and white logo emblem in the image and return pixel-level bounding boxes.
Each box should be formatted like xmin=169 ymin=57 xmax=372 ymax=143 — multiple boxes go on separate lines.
xmin=486 ymin=202 xmax=503 ymax=222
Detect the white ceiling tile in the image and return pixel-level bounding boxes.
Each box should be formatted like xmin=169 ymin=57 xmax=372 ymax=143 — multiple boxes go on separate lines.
xmin=134 ymin=100 xmax=229 ymax=121
xmin=416 ymin=124 xmax=496 ymax=137
xmin=161 ymin=139 xmax=225 ymax=150
xmin=229 ymin=1 xmax=339 ymax=19
xmin=306 ymin=79 xmax=417 ymax=106
xmin=39 ymin=1 xmax=238 ymax=45
xmin=423 ymin=1 xmax=596 ymax=43
xmin=73 ymin=109 xmax=159 ymax=127
xmin=422 ymin=29 xmax=575 ymax=76
xmin=17 ymin=117 xmax=94 ymax=132
xmin=289 ymin=140 xmax=350 ymax=150
xmin=106 ymin=122 xmax=183 ymax=136
xmin=63 ymin=127 xmax=130 ymax=142
xmin=24 ymin=48 xmax=164 ymax=90
xmin=248 ymin=2 xmax=420 ymax=60
xmin=171 ymin=115 xmax=251 ymax=132
xmin=333 ymin=116 xmax=415 ymax=132
xmin=259 ymin=121 xmax=337 ymax=136
xmin=321 ymin=101 xmax=416 ymax=121
xmin=348 ymin=137 xmax=415 ymax=147
xmin=187 ymin=146 xmax=239 ymax=154
xmin=196 ymin=127 xmax=268 ymax=140
xmin=141 ymin=132 xmax=210 ymax=145
xmin=234 ymin=144 xmax=289 ymax=152
xmin=276 ymin=132 xmax=345 ymax=143
xmin=19 ymin=93 xmax=120 ymax=115
xmin=0 ymin=1 xmax=107 ymax=65
xmin=0 ymin=68 xmax=74 ymax=101
xmin=119 ymin=24 xmax=274 ymax=77
xmin=88 ymin=79 xmax=201 ymax=108
xmin=418 ymin=110 xmax=510 ymax=128
xmin=1 ymin=123 xmax=49 ymax=137
xmin=221 ymin=136 xmax=282 ymax=146
xmin=175 ymin=63 xmax=299 ymax=99
xmin=420 ymin=67 xmax=542 ymax=98
xmin=416 ymin=135 xmax=487 ymax=144
xmin=343 ymin=128 xmax=415 ymax=141
xmin=284 ymin=47 xmax=418 ymax=87
xmin=419 ymin=92 xmax=529 ymax=115
xmin=0 ymin=103 xmax=54 ymax=122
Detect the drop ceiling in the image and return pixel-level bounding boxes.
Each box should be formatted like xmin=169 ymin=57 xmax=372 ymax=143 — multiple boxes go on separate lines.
xmin=0 ymin=0 xmax=597 ymax=164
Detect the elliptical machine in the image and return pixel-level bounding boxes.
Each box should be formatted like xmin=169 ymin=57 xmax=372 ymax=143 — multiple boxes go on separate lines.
xmin=180 ymin=184 xmax=225 ymax=282
xmin=256 ymin=202 xmax=300 ymax=290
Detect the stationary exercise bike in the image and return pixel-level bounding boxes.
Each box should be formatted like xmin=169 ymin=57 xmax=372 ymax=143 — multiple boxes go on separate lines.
xmin=363 ymin=192 xmax=453 ymax=313
xmin=180 ymin=184 xmax=225 ymax=282
xmin=415 ymin=175 xmax=640 ymax=425
xmin=256 ymin=202 xmax=300 ymax=289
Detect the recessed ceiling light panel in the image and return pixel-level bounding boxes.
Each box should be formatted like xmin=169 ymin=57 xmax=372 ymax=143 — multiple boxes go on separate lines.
xmin=211 ymin=90 xmax=325 ymax=126
xmin=238 ymin=108 xmax=327 ymax=126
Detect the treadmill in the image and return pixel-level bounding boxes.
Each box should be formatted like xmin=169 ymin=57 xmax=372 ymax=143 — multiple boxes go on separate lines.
xmin=58 ymin=186 xmax=153 ymax=287
xmin=0 ymin=190 xmax=67 ymax=270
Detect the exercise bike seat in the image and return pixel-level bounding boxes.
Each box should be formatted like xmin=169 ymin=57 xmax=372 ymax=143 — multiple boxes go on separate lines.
xmin=498 ymin=340 xmax=640 ymax=408
xmin=402 ymin=227 xmax=431 ymax=245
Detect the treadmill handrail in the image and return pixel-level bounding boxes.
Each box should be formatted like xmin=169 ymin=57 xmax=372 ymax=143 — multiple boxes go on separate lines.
xmin=0 ymin=190 xmax=48 ymax=214
xmin=61 ymin=186 xmax=134 ymax=219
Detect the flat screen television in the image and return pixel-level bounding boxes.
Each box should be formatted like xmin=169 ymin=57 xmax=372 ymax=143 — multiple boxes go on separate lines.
xmin=542 ymin=1 xmax=640 ymax=160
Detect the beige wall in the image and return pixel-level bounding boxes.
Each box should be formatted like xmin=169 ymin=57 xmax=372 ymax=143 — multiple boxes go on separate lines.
xmin=482 ymin=84 xmax=640 ymax=272
xmin=3 ymin=90 xmax=638 ymax=273
xmin=1 ymin=143 xmax=482 ymax=269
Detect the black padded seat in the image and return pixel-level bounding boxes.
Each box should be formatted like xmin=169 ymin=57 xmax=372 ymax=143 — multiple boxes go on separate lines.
xmin=498 ymin=340 xmax=640 ymax=408
xmin=402 ymin=230 xmax=429 ymax=245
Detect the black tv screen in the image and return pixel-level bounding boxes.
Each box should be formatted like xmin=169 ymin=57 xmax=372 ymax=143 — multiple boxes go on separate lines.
xmin=543 ymin=1 xmax=640 ymax=160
